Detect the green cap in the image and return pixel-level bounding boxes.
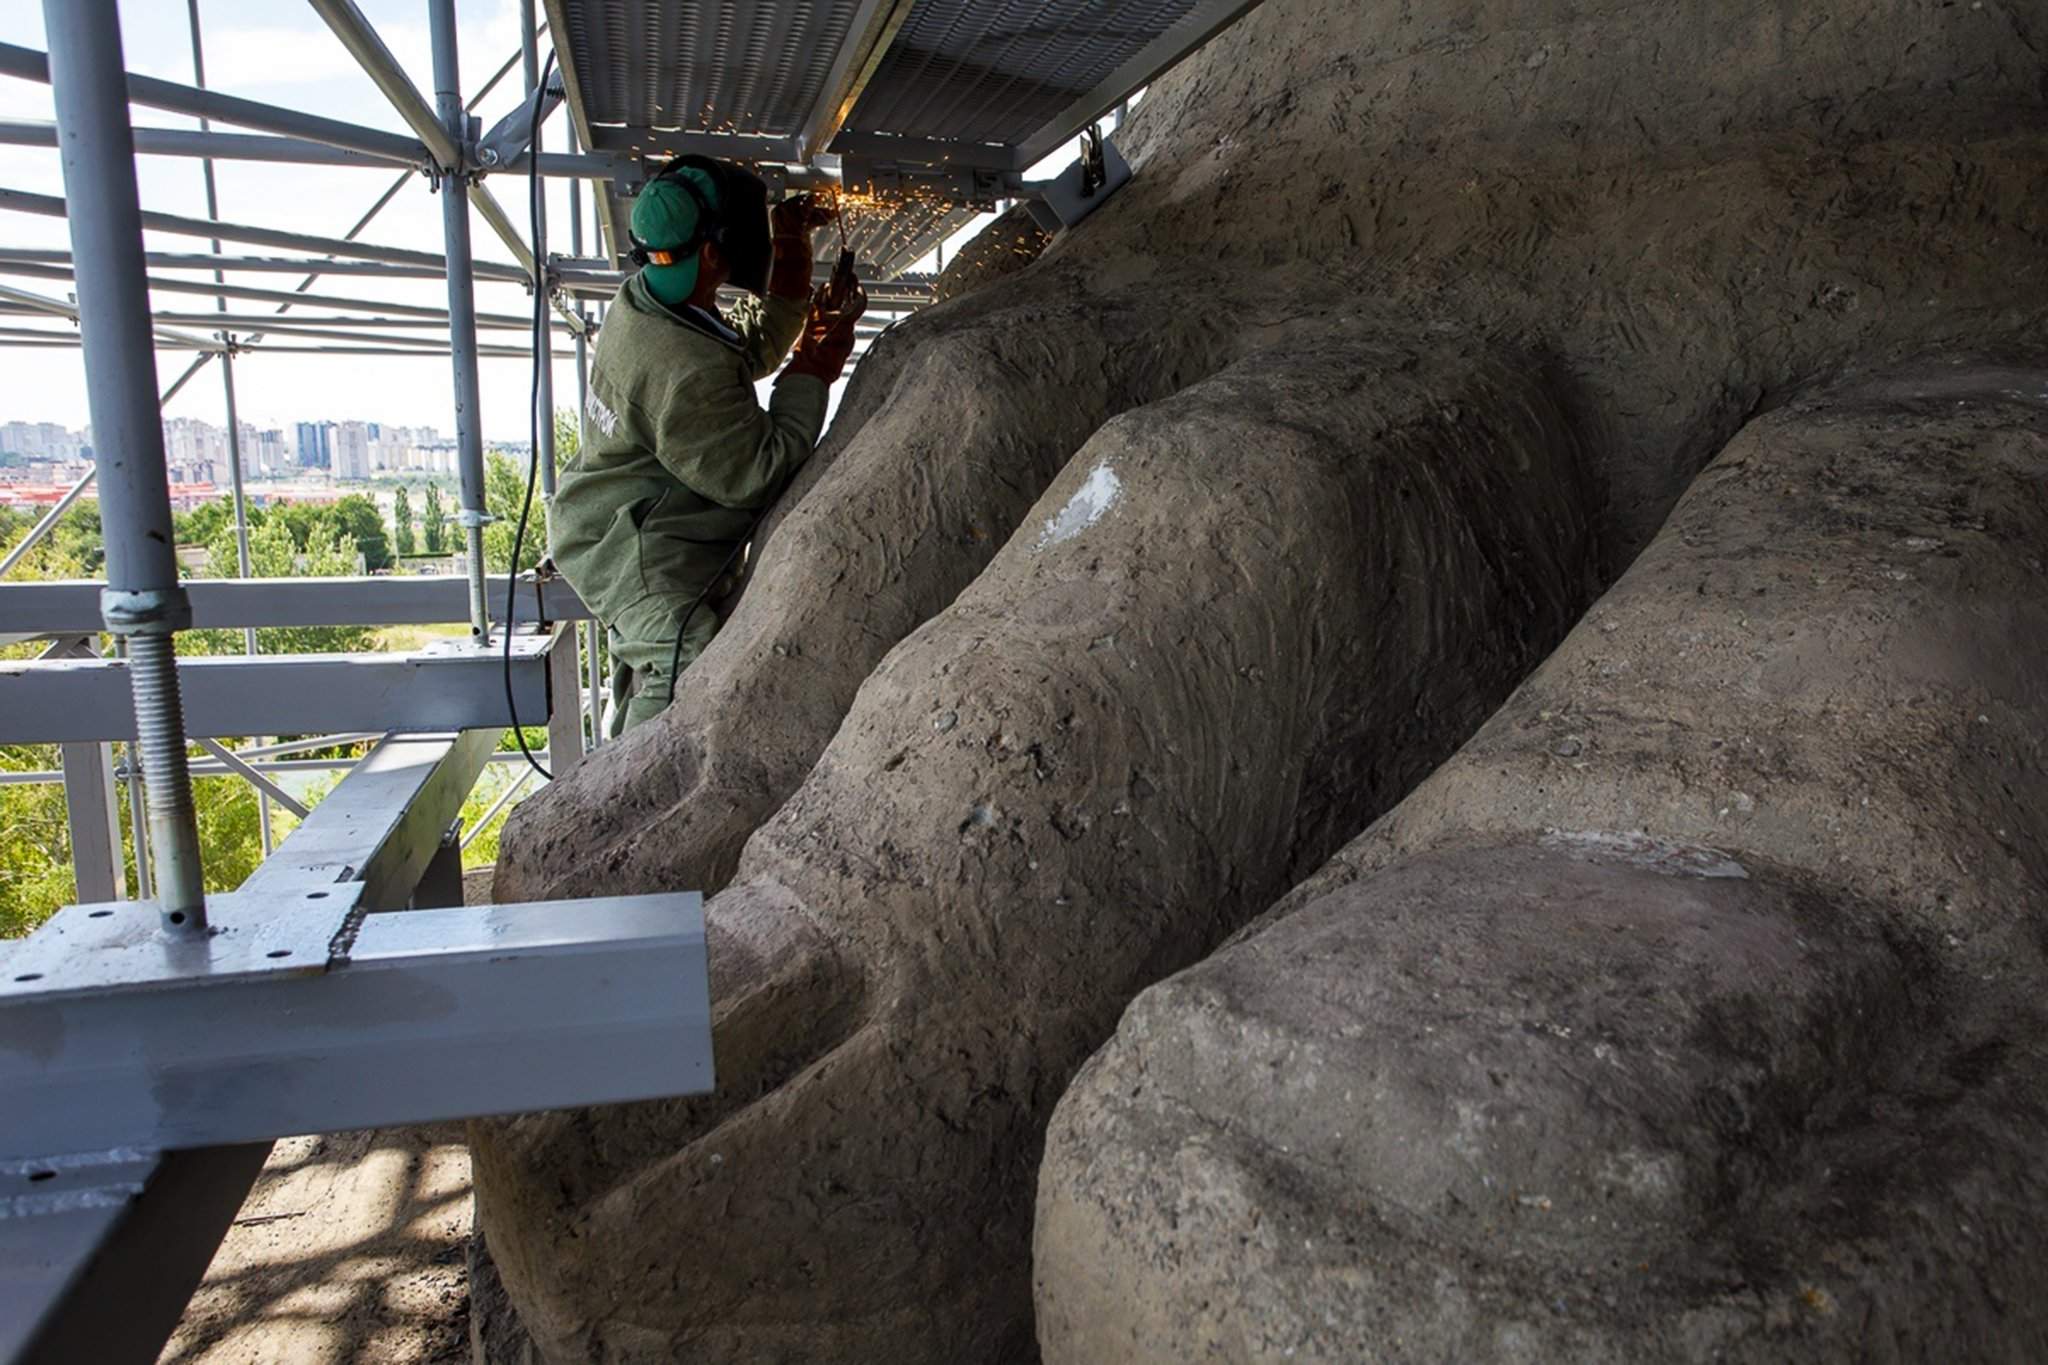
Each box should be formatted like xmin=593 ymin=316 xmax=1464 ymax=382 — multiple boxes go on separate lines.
xmin=632 ymin=167 xmax=719 ymax=305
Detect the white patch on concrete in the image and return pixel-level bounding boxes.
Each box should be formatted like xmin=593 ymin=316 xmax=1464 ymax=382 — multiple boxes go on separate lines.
xmin=1540 ymin=829 xmax=1750 ymax=879
xmin=1036 ymin=462 xmax=1121 ymax=550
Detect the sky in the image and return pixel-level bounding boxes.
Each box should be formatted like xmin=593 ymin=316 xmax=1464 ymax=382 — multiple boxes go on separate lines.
xmin=0 ymin=1 xmax=799 ymax=443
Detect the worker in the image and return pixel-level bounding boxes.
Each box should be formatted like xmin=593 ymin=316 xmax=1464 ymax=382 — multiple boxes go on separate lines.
xmin=550 ymin=156 xmax=865 ymax=735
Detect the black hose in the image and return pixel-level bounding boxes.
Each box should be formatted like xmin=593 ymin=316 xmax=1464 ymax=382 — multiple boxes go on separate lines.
xmin=503 ymin=50 xmax=557 ymax=782
xmin=662 ymin=531 xmax=751 ymax=717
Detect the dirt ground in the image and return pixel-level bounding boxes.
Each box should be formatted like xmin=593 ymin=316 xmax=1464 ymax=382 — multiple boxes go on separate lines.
xmin=160 ymin=1130 xmax=473 ymax=1365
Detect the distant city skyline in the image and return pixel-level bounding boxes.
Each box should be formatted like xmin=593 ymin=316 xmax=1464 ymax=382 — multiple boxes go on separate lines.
xmin=0 ymin=411 xmax=535 ymax=499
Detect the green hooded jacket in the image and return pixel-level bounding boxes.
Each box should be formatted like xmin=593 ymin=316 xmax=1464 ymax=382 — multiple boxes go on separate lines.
xmin=550 ymin=274 xmax=826 ymax=623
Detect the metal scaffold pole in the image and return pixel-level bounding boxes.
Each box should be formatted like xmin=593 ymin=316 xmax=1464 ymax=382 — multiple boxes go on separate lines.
xmin=568 ymin=128 xmax=604 ymax=748
xmin=428 ymin=0 xmax=492 ymax=641
xmin=523 ymin=0 xmax=558 ymax=503
xmin=43 ymin=0 xmax=207 ymax=933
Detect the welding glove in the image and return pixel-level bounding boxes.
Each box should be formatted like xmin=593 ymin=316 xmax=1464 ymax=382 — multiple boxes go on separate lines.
xmin=783 ymin=275 xmax=868 ymax=384
xmin=768 ymin=193 xmax=837 ymax=299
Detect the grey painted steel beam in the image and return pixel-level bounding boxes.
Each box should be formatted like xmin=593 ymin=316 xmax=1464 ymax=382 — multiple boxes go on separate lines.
xmin=0 ymin=891 xmax=711 ymax=1156
xmin=827 ymin=129 xmax=1019 ymax=171
xmin=0 ymin=267 xmax=562 ymax=328
xmin=585 ymin=123 xmax=801 ymax=163
xmin=0 ymin=278 xmax=215 ymax=349
xmin=235 ymin=727 xmax=498 ymax=911
xmin=1012 ymin=0 xmax=1268 ymax=168
xmin=0 ymin=726 xmax=489 ymax=1364
xmin=0 ymin=572 xmax=591 ymax=634
xmin=49 ymin=637 xmax=127 ymax=904
xmin=302 ymin=0 xmax=462 ymax=170
xmin=0 ymin=117 xmax=417 ymax=169
xmin=0 ymin=186 xmax=532 ymax=282
xmin=1 ymin=1143 xmax=272 ymax=1365
xmin=0 ymin=632 xmax=562 ymax=744
xmin=193 ymin=737 xmax=311 ymax=819
xmin=0 ymin=40 xmax=430 ymax=166
xmin=0 ymin=248 xmax=460 ymax=280
xmin=300 ymin=0 xmax=562 ymax=316
xmin=794 ymin=0 xmax=914 ymax=161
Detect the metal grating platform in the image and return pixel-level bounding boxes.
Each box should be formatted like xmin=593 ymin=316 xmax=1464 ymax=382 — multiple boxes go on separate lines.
xmin=561 ymin=0 xmax=871 ymax=141
xmin=842 ymin=0 xmax=1198 ymax=147
xmin=549 ymin=0 xmax=1268 ymax=272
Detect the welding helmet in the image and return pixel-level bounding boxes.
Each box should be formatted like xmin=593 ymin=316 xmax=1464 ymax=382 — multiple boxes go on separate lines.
xmin=628 ymin=155 xmax=773 ymax=300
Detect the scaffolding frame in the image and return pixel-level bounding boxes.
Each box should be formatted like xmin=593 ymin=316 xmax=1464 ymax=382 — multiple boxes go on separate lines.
xmin=0 ymin=7 xmax=719 ymax=1363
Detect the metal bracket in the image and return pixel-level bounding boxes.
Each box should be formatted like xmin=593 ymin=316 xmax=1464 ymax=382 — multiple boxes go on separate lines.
xmin=1024 ymin=131 xmax=1132 ymax=233
xmin=476 ymin=77 xmax=564 ymax=169
xmin=838 ymin=156 xmax=1015 ymax=211
xmin=97 ymin=586 xmax=191 ymax=637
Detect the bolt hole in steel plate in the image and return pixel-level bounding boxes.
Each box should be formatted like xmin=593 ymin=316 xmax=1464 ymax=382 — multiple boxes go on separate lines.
xmin=267 ymin=950 xmax=291 ymax=959
xmin=307 ymin=892 xmax=329 ymax=900
xmin=14 ymin=973 xmax=41 ymax=982
xmin=88 ymin=909 xmax=112 ymax=918
xmin=27 ymin=1170 xmax=55 ymax=1182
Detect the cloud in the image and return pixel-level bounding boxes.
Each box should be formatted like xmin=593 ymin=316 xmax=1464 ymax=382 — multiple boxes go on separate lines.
xmin=193 ymin=27 xmax=399 ymax=89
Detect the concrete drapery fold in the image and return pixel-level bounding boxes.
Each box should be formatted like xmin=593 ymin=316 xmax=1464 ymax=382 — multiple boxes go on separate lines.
xmin=1036 ymin=364 xmax=2048 ymax=1360
xmin=479 ymin=0 xmax=2048 ymax=1354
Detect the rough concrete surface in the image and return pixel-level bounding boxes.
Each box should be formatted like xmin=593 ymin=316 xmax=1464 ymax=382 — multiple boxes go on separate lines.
xmin=480 ymin=0 xmax=2048 ymax=1355
xmin=476 ymin=334 xmax=1594 ymax=1360
xmin=1035 ymin=364 xmax=2048 ymax=1360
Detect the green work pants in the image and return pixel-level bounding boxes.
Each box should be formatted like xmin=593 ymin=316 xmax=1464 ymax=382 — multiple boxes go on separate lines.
xmin=603 ymin=591 xmax=721 ymax=737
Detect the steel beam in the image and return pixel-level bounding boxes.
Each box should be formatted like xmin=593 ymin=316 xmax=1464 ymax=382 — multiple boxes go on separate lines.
xmin=192 ymin=738 xmax=311 ymax=819
xmin=50 ymin=636 xmax=127 ymax=904
xmin=0 ymin=248 xmax=456 ymax=279
xmin=42 ymin=0 xmax=207 ymax=934
xmin=0 ymin=117 xmax=416 ymax=169
xmin=0 ymin=272 xmax=571 ymax=328
xmin=0 ymin=891 xmax=711 ymax=1156
xmin=0 ymin=279 xmax=215 ymax=350
xmin=304 ymin=0 xmax=461 ymax=169
xmin=235 ymin=727 xmax=498 ymax=911
xmin=827 ymin=129 xmax=1019 ymax=171
xmin=0 ymin=40 xmax=430 ymax=166
xmin=546 ymin=611 xmax=581 ymax=770
xmin=522 ymin=0 xmax=559 ymax=504
xmin=0 ymin=632 xmax=563 ymax=745
xmin=97 ymin=307 xmax=580 ymax=334
xmin=795 ymin=0 xmax=917 ymax=161
xmin=0 ymin=574 xmax=589 ymax=639
xmin=585 ymin=123 xmax=800 ymax=164
xmin=0 ymin=186 xmax=531 ymax=281
xmin=1 ymin=1143 xmax=272 ymax=1365
xmin=0 ymin=721 xmax=545 ymax=1365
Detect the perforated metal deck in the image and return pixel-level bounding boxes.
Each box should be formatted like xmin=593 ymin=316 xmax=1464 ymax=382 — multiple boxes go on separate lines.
xmin=548 ymin=0 xmax=1267 ymax=274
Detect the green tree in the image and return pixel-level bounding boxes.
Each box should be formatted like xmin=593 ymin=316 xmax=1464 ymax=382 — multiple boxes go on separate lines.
xmin=182 ymin=515 xmax=373 ymax=656
xmin=393 ymin=484 xmax=417 ymax=557
xmin=330 ymin=493 xmax=392 ymax=572
xmin=174 ymin=498 xmax=231 ymax=550
xmin=272 ymin=501 xmax=329 ymax=553
xmin=422 ymin=483 xmax=447 ymax=553
xmin=482 ymin=451 xmax=545 ymax=574
xmin=0 ymin=504 xmax=95 ymax=581
xmin=555 ymin=405 xmax=580 ymax=464
xmin=0 ymin=740 xmax=75 ymax=936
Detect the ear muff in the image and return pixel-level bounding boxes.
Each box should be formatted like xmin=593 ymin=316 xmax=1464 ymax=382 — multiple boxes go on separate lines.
xmin=628 ymin=156 xmax=774 ymax=298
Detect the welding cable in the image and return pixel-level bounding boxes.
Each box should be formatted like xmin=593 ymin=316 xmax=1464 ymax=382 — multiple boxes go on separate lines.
xmin=503 ymin=49 xmax=557 ymax=782
xmin=662 ymin=529 xmax=752 ymax=721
